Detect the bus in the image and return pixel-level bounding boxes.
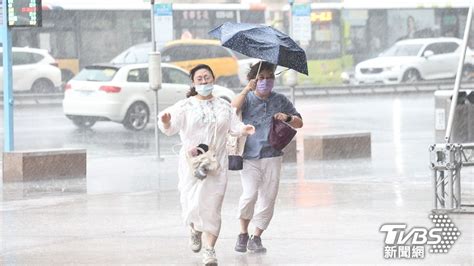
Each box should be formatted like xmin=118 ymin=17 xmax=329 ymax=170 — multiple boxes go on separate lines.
xmin=12 ymin=0 xmax=267 ymax=82
xmin=281 ymin=0 xmax=474 ymax=84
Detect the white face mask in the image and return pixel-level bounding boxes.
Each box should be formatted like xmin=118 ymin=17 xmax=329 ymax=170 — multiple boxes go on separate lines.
xmin=195 ymin=84 xmax=214 ymax=97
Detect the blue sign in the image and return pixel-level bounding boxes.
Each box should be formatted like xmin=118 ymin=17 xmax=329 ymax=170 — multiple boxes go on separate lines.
xmin=292 ymin=3 xmax=311 ymax=16
xmin=154 ymin=3 xmax=172 ymax=16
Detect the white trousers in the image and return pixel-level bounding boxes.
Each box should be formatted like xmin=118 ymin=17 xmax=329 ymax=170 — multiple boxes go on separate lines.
xmin=238 ymin=156 xmax=282 ymax=230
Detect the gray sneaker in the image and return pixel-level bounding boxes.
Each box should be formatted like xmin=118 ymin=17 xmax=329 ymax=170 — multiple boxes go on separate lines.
xmin=202 ymin=248 xmax=218 ymax=266
xmin=247 ymin=235 xmax=267 ymax=253
xmin=234 ymin=233 xmax=249 ymax=252
xmin=189 ymin=228 xmax=202 ymax=253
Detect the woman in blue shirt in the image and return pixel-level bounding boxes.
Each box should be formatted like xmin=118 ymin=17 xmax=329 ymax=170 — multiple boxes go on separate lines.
xmin=231 ymin=61 xmax=303 ymax=253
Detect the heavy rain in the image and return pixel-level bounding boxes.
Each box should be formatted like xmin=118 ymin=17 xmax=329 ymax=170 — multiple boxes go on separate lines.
xmin=1 ymin=0 xmax=473 ymax=265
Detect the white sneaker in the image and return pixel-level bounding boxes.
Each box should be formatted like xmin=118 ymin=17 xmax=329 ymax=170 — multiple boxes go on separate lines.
xmin=189 ymin=228 xmax=202 ymax=253
xmin=202 ymin=248 xmax=218 ymax=266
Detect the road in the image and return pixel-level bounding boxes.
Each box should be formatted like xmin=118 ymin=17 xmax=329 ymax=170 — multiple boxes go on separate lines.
xmin=3 ymin=92 xmax=474 ymax=265
xmin=0 ymin=92 xmax=436 ymax=181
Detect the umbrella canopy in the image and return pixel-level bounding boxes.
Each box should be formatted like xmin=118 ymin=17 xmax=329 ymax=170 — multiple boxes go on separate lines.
xmin=209 ymin=22 xmax=308 ymax=75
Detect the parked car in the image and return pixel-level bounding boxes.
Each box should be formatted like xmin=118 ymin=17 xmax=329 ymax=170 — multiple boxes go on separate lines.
xmin=111 ymin=39 xmax=240 ymax=88
xmin=354 ymin=38 xmax=474 ymax=84
xmin=63 ymin=63 xmax=236 ymax=131
xmin=0 ymin=47 xmax=62 ymax=93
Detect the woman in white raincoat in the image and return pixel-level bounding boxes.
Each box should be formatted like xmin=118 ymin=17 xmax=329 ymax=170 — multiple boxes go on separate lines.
xmin=158 ymin=64 xmax=255 ymax=266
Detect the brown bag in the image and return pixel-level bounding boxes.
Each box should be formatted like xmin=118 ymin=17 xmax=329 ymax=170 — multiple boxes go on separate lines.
xmin=269 ymin=117 xmax=297 ymax=151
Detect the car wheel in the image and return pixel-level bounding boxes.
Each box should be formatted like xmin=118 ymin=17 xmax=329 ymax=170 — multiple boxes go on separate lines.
xmin=71 ymin=116 xmax=97 ymax=129
xmin=123 ymin=102 xmax=149 ymax=131
xmin=31 ymin=78 xmax=56 ymax=93
xmin=402 ymin=69 xmax=421 ymax=83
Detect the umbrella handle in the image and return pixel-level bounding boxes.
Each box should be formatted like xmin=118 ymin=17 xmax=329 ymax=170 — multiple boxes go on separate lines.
xmin=256 ymin=61 xmax=262 ymax=80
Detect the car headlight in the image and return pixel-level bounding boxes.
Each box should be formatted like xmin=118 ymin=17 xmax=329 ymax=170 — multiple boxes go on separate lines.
xmin=384 ymin=65 xmax=401 ymax=71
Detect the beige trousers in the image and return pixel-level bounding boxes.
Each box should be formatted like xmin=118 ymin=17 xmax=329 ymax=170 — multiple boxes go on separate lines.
xmin=238 ymin=156 xmax=282 ymax=230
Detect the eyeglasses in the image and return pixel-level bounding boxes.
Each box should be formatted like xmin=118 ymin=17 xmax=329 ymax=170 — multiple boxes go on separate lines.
xmin=194 ymin=75 xmax=213 ymax=83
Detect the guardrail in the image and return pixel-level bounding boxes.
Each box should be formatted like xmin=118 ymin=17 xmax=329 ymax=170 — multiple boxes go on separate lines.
xmin=0 ymin=93 xmax=64 ymax=106
xmin=1 ymin=80 xmax=473 ymax=106
xmin=274 ymin=79 xmax=474 ymax=97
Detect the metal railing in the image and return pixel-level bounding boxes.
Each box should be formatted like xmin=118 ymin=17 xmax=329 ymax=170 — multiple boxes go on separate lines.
xmin=2 ymin=79 xmax=473 ymax=106
xmin=0 ymin=93 xmax=64 ymax=106
xmin=430 ymin=143 xmax=474 ymax=213
xmin=274 ymin=79 xmax=474 ymax=96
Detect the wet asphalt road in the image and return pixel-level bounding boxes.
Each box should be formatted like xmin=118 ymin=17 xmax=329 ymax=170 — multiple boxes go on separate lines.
xmin=1 ymin=92 xmax=434 ymax=179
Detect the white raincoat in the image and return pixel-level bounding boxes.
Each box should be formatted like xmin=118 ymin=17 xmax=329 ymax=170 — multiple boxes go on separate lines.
xmin=158 ymin=97 xmax=245 ymax=236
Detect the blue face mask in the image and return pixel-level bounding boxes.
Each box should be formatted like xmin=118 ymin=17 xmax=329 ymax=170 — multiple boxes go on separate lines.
xmin=195 ymin=84 xmax=214 ymax=96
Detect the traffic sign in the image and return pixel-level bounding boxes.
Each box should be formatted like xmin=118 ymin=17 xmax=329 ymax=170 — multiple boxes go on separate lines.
xmin=8 ymin=0 xmax=42 ymax=27
xmin=292 ymin=3 xmax=311 ymax=42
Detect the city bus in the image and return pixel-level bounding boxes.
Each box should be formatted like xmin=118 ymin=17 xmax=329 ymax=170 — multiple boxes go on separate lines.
xmin=281 ymin=0 xmax=473 ymax=84
xmin=11 ymin=0 xmax=267 ymax=82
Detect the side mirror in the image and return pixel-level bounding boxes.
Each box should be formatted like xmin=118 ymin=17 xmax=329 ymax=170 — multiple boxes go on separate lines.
xmin=423 ymin=50 xmax=434 ymax=58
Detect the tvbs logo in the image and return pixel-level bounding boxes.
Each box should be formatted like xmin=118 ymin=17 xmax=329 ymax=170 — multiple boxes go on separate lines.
xmin=380 ymin=224 xmax=442 ymax=245
xmin=380 ymin=214 xmax=460 ymax=259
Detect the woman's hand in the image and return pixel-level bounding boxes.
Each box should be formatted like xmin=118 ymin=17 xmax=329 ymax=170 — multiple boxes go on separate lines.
xmin=274 ymin=112 xmax=290 ymax=122
xmin=161 ymin=113 xmax=171 ymax=128
xmin=233 ymin=79 xmax=256 ymax=111
xmin=244 ymin=79 xmax=257 ymax=93
xmin=242 ymin=124 xmax=256 ymax=135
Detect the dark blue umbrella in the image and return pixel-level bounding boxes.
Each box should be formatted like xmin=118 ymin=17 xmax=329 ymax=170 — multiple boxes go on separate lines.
xmin=209 ymin=22 xmax=308 ymax=75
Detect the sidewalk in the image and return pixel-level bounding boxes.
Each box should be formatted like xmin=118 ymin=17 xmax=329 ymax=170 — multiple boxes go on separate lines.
xmin=1 ymin=152 xmax=473 ymax=265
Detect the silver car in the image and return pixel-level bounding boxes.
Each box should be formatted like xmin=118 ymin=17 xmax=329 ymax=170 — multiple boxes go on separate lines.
xmin=355 ymin=37 xmax=474 ymax=84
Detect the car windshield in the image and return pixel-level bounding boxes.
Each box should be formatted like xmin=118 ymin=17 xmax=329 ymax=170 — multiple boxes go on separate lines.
xmin=380 ymin=44 xmax=423 ymax=57
xmin=74 ymin=67 xmax=118 ymax=82
xmin=111 ymin=48 xmax=150 ymax=64
xmin=111 ymin=42 xmax=164 ymax=64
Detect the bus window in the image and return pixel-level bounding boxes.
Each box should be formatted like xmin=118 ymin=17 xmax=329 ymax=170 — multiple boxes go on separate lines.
xmin=306 ymin=10 xmax=341 ymax=60
xmin=240 ymin=10 xmax=265 ymax=24
xmin=366 ymin=10 xmax=387 ymax=58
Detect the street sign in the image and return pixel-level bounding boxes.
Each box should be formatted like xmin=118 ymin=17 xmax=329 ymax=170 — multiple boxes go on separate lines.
xmin=154 ymin=3 xmax=172 ymax=48
xmin=292 ymin=3 xmax=311 ymax=42
xmin=8 ymin=0 xmax=42 ymax=27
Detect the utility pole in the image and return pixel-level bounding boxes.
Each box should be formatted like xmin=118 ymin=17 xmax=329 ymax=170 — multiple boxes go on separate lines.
xmin=288 ymin=0 xmax=296 ymax=105
xmin=150 ymin=0 xmax=162 ymax=160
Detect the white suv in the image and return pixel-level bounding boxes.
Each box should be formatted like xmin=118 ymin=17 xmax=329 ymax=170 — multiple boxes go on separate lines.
xmin=0 ymin=47 xmax=62 ymax=93
xmin=355 ymin=38 xmax=474 ymax=84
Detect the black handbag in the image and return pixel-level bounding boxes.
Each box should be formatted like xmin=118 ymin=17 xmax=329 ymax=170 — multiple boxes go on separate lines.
xmin=228 ymin=155 xmax=243 ymax=170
